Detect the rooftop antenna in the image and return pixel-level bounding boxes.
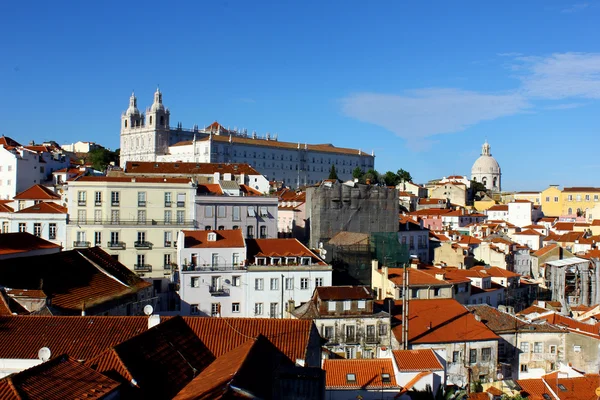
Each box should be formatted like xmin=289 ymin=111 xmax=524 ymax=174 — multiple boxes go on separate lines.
xmin=38 ymin=347 xmax=51 ymax=362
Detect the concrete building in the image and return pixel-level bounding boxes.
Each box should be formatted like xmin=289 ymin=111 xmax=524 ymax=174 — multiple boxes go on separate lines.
xmin=305 ymin=181 xmax=398 ymax=248
xmin=398 ymin=216 xmax=430 ymax=262
xmin=542 ymin=257 xmax=600 ymax=308
xmin=65 ymin=175 xmax=197 ymax=285
xmin=471 ymin=141 xmax=501 ymax=192
xmin=119 ymin=90 xmax=374 ymax=186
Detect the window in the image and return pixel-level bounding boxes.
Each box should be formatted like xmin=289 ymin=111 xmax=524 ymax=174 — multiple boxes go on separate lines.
xmin=211 ymin=253 xmax=219 ymax=267
xmin=586 ymin=194 xmax=590 ymax=201
xmin=285 ymin=278 xmax=293 ymax=290
xmin=137 ymin=210 xmax=146 ymax=223
xmin=94 ymin=209 xmax=102 ymax=223
xmin=205 ymin=225 xmax=212 ymax=230
xmin=164 ymin=210 xmax=172 ymax=224
xmin=217 ymin=206 xmax=226 ymax=218
xmin=232 ymin=206 xmax=240 ymax=221
xmin=328 ymin=301 xmax=336 ymax=311
xmin=176 ymin=193 xmax=185 ymax=207
xmin=481 ymin=347 xmax=491 ymax=362
xmin=164 ymin=231 xmax=172 ymax=247
xmin=164 ymin=192 xmax=172 ymax=207
xmin=110 ymin=231 xmax=119 ymax=244
xmin=520 ymin=364 xmax=528 ymax=372
xmin=533 ymin=342 xmax=543 ymax=353
xmin=77 ymin=210 xmax=86 ymax=222
xmin=270 ymin=278 xmax=279 ymax=291
xmin=315 ymin=277 xmax=323 ymax=287
xmin=549 ymin=345 xmax=557 ymax=354
xmin=232 ymin=253 xmax=240 ymax=266
xmin=554 ymin=196 xmax=559 ymax=202
xmin=247 ymin=207 xmax=256 ymax=217
xmin=381 ymin=373 xmax=391 ymax=383
xmin=111 ymin=210 xmax=120 ymax=224
xmin=469 ymin=349 xmax=477 ymax=364
xmin=164 ymin=253 xmax=171 ymax=268
xmin=77 ymin=191 xmax=86 ymax=205
xmin=357 ymin=300 xmax=366 ymax=309
xmin=48 ymin=223 xmax=56 ymax=239
xmin=574 ymin=345 xmax=581 ymax=352
xmin=177 ymin=210 xmax=185 ymax=224
xmin=595 ymin=195 xmax=599 ymax=202
xmin=138 ymin=192 xmax=146 ymax=207
xmin=433 ymin=287 xmax=441 ymax=297
xmin=232 ymin=303 xmax=240 ymax=312
xmin=211 ymin=303 xmax=220 ymax=317
xmin=324 ymin=326 xmax=334 ymax=339
xmin=452 ymin=351 xmax=460 ymax=363
xmin=31 ymin=223 xmax=42 ymax=237
xmin=191 ymin=277 xmax=200 ymax=288
xmin=254 ymin=303 xmax=263 ymax=315
xmin=270 ymin=302 xmax=278 ymax=318
xmin=259 ymin=225 xmax=267 ymax=238
xmin=190 ymin=304 xmax=200 ymax=315
xmin=568 ymin=195 xmax=573 ymax=201
xmin=111 ymin=191 xmax=120 ymax=206
xmin=520 ymin=342 xmax=530 ymax=353
xmin=18 ymin=223 xmax=26 ymax=232
xmin=343 ymin=300 xmax=351 ymax=310
xmin=346 ymin=373 xmax=356 ymax=383
xmin=254 ymin=278 xmax=264 ymax=291
xmin=379 ymin=324 xmax=387 ymax=336
xmin=545 ymin=196 xmax=550 ymax=202
xmin=232 ymin=276 xmax=241 ymax=286
xmin=411 ymin=288 xmax=419 ymax=298
xmin=247 ymin=225 xmax=254 ymax=238
xmin=300 ymin=277 xmax=309 ymax=290
xmin=95 ymin=191 xmax=102 ymax=205
xmin=259 ymin=206 xmax=268 ymax=217
xmin=94 ymin=232 xmax=101 ymax=246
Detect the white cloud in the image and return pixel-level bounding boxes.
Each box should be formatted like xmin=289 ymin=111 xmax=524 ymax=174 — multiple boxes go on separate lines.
xmin=544 ymin=102 xmax=587 ymax=110
xmin=516 ymin=52 xmax=600 ymax=99
xmin=561 ymin=2 xmax=589 ymax=13
xmin=341 ymin=89 xmax=529 ymax=150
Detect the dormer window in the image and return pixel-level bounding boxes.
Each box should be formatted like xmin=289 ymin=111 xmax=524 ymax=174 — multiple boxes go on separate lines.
xmin=286 ymin=257 xmax=297 ymax=265
xmin=271 ymin=257 xmax=282 ymax=265
xmin=207 ymin=232 xmax=217 ymax=241
xmin=381 ymin=373 xmax=391 ymax=383
xmin=346 ymin=373 xmax=356 ymax=383
xmin=301 ymin=257 xmax=311 ymax=265
xmin=255 ymin=257 xmax=267 ymax=266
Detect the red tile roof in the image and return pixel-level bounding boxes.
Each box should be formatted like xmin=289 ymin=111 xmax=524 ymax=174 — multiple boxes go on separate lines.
xmin=239 ymin=184 xmax=263 ymax=196
xmin=182 ymin=316 xmax=316 ymax=363
xmin=323 ymin=359 xmax=398 ymax=389
xmin=387 ymin=267 xmax=457 ymax=286
xmin=15 ymin=202 xmax=67 ymax=214
xmin=392 ymin=349 xmax=443 ymax=371
xmin=0 ymin=136 xmax=21 ymax=148
xmin=0 ymin=232 xmax=61 ymax=256
xmin=316 ymin=286 xmax=372 ymax=301
xmin=182 ymin=229 xmax=245 ymax=249
xmin=13 ymin=184 xmax=60 ymax=200
xmin=471 ymin=266 xmax=521 ymax=278
xmin=125 ymin=161 xmax=262 ymax=176
xmin=0 ymin=355 xmax=120 ymax=400
xmin=533 ymin=243 xmax=559 ymax=257
xmin=69 ymin=176 xmax=192 ymax=184
xmin=563 ymin=187 xmax=600 ymax=192
xmin=514 ymin=229 xmax=543 ymax=236
xmin=196 ymin=183 xmax=223 ymax=195
xmin=487 ymin=204 xmax=509 ymax=211
xmin=246 ymin=238 xmax=326 ymax=265
xmin=518 ymin=374 xmax=600 ymax=400
xmin=534 ymin=313 xmax=600 ymax=339
xmin=553 ymin=222 xmax=575 ymax=231
xmin=0 ymin=203 xmax=14 ymax=213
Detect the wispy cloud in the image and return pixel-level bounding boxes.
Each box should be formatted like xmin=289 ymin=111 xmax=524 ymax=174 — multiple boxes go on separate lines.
xmin=561 ymin=2 xmax=589 ymax=13
xmin=341 ymin=89 xmax=529 ymax=150
xmin=516 ymin=52 xmax=600 ymax=99
xmin=544 ymin=102 xmax=587 ymax=110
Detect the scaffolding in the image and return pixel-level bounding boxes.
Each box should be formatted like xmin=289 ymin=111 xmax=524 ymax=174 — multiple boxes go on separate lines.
xmin=370 ymin=232 xmax=410 ymax=268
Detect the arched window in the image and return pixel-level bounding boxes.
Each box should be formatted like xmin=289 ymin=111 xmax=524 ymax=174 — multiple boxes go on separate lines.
xmin=149 ymin=116 xmax=153 ymax=125
xmin=160 ymin=116 xmax=164 ymax=126
xmin=482 ymin=177 xmax=487 ymax=187
xmin=493 ymin=177 xmax=497 ymax=187
xmin=473 ymin=177 xmax=477 ymax=181
xmin=124 ymin=120 xmax=128 ymax=128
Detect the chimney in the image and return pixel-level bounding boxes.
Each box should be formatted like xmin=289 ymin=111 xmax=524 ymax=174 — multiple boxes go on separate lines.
xmin=148 ymin=314 xmax=161 ymax=329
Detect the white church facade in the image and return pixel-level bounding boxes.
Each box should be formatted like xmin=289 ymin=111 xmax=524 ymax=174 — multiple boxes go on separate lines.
xmin=471 ymin=141 xmax=501 ymax=192
xmin=120 ymin=90 xmax=375 ymax=187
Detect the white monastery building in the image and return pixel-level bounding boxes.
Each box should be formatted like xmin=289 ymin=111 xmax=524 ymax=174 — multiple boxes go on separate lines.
xmin=119 ymin=90 xmax=375 ymax=187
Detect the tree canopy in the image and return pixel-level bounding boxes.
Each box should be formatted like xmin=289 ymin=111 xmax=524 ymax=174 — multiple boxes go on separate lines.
xmin=88 ymin=148 xmax=119 ymax=171
xmin=328 ymin=165 xmax=339 ymax=180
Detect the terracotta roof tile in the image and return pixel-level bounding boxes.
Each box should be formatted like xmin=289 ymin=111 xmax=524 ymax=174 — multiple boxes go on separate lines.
xmin=0 ymin=203 xmax=14 ymax=212
xmin=0 ymin=355 xmax=120 ymax=400
xmin=239 ymin=184 xmax=263 ymax=196
xmin=13 ymin=184 xmax=60 ymax=200
xmin=323 ymin=359 xmax=398 ymax=389
xmin=316 ymin=286 xmax=373 ymax=300
xmin=0 ymin=136 xmax=21 ymax=148
xmin=196 ymin=183 xmax=223 ymax=195
xmin=563 ymin=187 xmax=600 ymax=192
xmin=70 ymin=176 xmax=192 ymax=184
xmin=125 ymin=161 xmax=262 ymax=176
xmin=15 ymin=202 xmax=67 ymax=214
xmin=0 ymin=232 xmax=61 ymax=256
xmin=246 ymin=238 xmax=327 ymax=265
xmin=182 ymin=229 xmax=245 ymax=249
xmin=533 ymin=243 xmax=559 ymax=257
xmin=392 ymin=349 xmax=443 ymax=371
xmin=487 ymin=204 xmax=508 ymax=211
xmin=534 ymin=313 xmax=600 ymax=339
xmin=553 ymin=222 xmax=575 ymax=231
xmin=387 ymin=267 xmax=455 ymax=286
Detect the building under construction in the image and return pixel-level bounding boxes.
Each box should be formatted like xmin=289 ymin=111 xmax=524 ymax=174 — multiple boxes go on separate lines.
xmin=543 ymin=257 xmax=600 ymax=308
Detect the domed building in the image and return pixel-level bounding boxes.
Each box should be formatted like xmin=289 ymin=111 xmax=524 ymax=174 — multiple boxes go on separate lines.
xmin=471 ymin=141 xmax=501 ymax=192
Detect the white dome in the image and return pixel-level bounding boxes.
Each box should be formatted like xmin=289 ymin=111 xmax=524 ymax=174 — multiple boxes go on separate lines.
xmin=471 ymin=155 xmax=500 ymax=174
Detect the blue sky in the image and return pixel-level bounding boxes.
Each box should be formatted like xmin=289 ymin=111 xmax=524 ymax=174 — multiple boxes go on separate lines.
xmin=1 ymin=1 xmax=599 ymax=191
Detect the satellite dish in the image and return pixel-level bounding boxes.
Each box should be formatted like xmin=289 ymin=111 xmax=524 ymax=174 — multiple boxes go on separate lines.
xmin=143 ymin=305 xmax=154 ymax=316
xmin=38 ymin=347 xmax=51 ymax=362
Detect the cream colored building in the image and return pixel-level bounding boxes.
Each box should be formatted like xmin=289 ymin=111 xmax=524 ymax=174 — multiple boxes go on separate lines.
xmin=66 ymin=176 xmax=197 ymax=281
xmin=540 ymin=185 xmax=600 ymax=219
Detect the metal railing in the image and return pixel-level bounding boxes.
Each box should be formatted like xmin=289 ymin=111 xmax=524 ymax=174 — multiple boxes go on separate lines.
xmin=209 ymin=286 xmax=230 ymax=296
xmin=78 ymin=200 xmax=86 ymax=206
xmin=134 ymin=241 xmax=153 ymax=249
xmin=181 ymin=264 xmax=246 ymax=272
xmin=107 ymin=241 xmax=126 ymax=249
xmin=68 ymin=219 xmax=196 ymax=227
xmin=134 ymin=264 xmax=152 ymax=272
xmin=177 ymin=201 xmax=185 ymax=207
xmin=138 ymin=201 xmax=146 ymax=207
xmin=73 ymin=241 xmax=90 ymax=248
xmin=164 ymin=201 xmax=172 ymax=207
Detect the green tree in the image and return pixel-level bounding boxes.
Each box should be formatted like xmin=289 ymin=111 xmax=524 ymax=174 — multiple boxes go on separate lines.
xmin=352 ymin=166 xmax=364 ymax=180
xmin=383 ymin=171 xmax=399 ymax=186
xmin=328 ymin=165 xmax=339 ymax=180
xmin=396 ymin=168 xmax=413 ymax=182
xmin=363 ymin=169 xmax=380 ymax=184
xmin=88 ymin=148 xmax=119 ymax=171
xmin=471 ymin=179 xmax=487 ymax=194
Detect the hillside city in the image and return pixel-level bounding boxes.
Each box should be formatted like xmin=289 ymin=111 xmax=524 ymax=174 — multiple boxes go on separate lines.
xmin=1 ymin=90 xmax=600 ymax=399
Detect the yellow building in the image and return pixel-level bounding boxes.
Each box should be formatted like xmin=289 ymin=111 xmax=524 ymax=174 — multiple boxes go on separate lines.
xmin=540 ymin=186 xmax=600 ymax=218
xmin=66 ymin=176 xmax=197 ymax=282
xmin=513 ymin=191 xmax=541 ymax=205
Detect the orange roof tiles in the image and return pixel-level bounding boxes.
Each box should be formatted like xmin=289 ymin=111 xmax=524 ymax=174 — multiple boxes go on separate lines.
xmin=0 ymin=136 xmax=21 ymax=148
xmin=0 ymin=203 xmax=14 ymax=213
xmin=0 ymin=232 xmax=61 ymax=256
xmin=487 ymin=204 xmax=508 ymax=211
xmin=518 ymin=374 xmax=600 ymax=400
xmin=563 ymin=187 xmax=600 ymax=192
xmin=323 ymin=359 xmax=398 ymax=389
xmin=534 ymin=313 xmax=600 ymax=339
xmin=471 ymin=266 xmax=521 ymax=278
xmin=13 ymin=184 xmax=60 ymax=200
xmin=392 ymin=349 xmax=443 ymax=371
xmin=239 ymin=184 xmax=263 ymax=196
xmin=15 ymin=202 xmax=67 ymax=214
xmin=70 ymin=176 xmax=192 ymax=183
xmin=553 ymin=222 xmax=575 ymax=231
xmin=387 ymin=267 xmax=456 ymax=286
xmin=182 ymin=229 xmax=245 ymax=249
xmin=246 ymin=238 xmax=326 ymax=265
xmin=125 ymin=161 xmax=262 ymax=176
xmin=316 ymin=286 xmax=372 ymax=300
xmin=196 ymin=183 xmax=223 ymax=195
xmin=0 ymin=355 xmax=120 ymax=400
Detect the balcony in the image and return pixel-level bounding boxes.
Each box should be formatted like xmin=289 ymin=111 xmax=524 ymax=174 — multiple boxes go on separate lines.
xmin=77 ymin=200 xmax=86 ymax=206
xmin=181 ymin=263 xmax=246 ymax=272
xmin=73 ymin=241 xmax=91 ymax=248
xmin=134 ymin=264 xmax=152 ymax=272
xmin=67 ymin=219 xmax=197 ymax=227
xmin=164 ymin=201 xmax=172 ymax=207
xmin=107 ymin=241 xmax=126 ymax=250
xmin=209 ymin=286 xmax=230 ymax=296
xmin=111 ymin=201 xmax=120 ymax=206
xmin=134 ymin=241 xmax=153 ymax=249
xmin=177 ymin=201 xmax=185 ymax=207
xmin=138 ymin=201 xmax=146 ymax=207
xmin=95 ymin=201 xmax=102 ymax=206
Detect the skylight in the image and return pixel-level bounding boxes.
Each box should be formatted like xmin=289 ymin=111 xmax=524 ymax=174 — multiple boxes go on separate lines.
xmin=346 ymin=373 xmax=356 ymax=383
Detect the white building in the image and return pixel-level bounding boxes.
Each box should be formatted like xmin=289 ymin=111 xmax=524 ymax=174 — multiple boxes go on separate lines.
xmin=60 ymin=141 xmax=103 ymax=153
xmin=471 ymin=141 xmax=501 ymax=192
xmin=508 ymin=200 xmax=534 ymax=228
xmin=177 ymin=232 xmax=332 ymax=318
xmin=486 ymin=204 xmax=509 ymax=222
xmin=119 ymin=90 xmax=375 ymax=187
